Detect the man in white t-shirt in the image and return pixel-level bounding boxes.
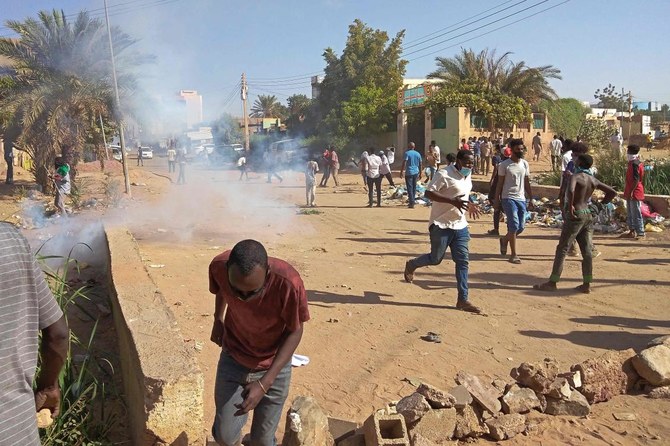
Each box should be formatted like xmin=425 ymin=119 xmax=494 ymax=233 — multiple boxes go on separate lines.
xmin=305 ymin=159 xmax=319 ymax=207
xmin=364 ymin=151 xmax=383 ymax=207
xmin=237 ymin=155 xmax=248 ymax=180
xmin=430 ymin=140 xmax=441 ymax=169
xmin=403 ymin=150 xmax=483 ymax=314
xmin=494 ymin=139 xmax=533 ymax=264
xmin=549 ymin=135 xmax=563 ymax=172
xmin=378 ymin=149 xmax=395 ymax=187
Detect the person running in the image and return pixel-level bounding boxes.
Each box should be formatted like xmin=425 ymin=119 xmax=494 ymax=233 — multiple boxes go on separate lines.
xmin=549 ymin=135 xmax=563 ymax=172
xmin=400 ymin=142 xmax=422 ymax=209
xmin=403 ymin=150 xmax=483 ymax=314
xmin=364 ymin=150 xmax=383 ymax=207
xmin=318 ymin=146 xmax=331 ymax=187
xmin=533 ymin=154 xmax=616 ymax=294
xmin=532 ymin=132 xmax=543 ymax=162
xmin=167 ymin=146 xmax=177 ymax=173
xmin=237 ymin=154 xmax=249 ymax=180
xmin=379 ymin=149 xmax=395 ymax=187
xmin=209 ymin=240 xmax=309 ymax=446
xmin=305 ymin=157 xmax=319 ymax=207
xmin=620 ymin=144 xmax=646 ymax=239
xmin=495 ymin=139 xmax=533 ymax=264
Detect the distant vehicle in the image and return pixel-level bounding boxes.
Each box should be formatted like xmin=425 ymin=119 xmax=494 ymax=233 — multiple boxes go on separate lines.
xmin=194 ymin=143 xmax=216 ymax=156
xmin=140 ymin=146 xmax=153 ymax=159
xmin=269 ymin=139 xmax=308 ymax=168
xmin=111 ymin=147 xmax=122 ymax=161
xmin=209 ymin=143 xmax=246 ymax=166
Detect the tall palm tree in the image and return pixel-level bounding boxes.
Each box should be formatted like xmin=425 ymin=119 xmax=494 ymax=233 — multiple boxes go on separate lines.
xmin=428 ymin=48 xmax=561 ymax=106
xmin=250 ymin=94 xmax=280 ymax=118
xmin=0 ymin=9 xmax=148 ymax=189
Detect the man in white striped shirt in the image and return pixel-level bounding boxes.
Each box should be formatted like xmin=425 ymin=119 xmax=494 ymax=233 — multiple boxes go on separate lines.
xmin=0 ymin=222 xmax=68 ymax=446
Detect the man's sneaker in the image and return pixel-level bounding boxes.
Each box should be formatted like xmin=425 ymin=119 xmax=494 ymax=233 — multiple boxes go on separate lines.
xmin=456 ymin=300 xmax=482 ymax=314
xmin=487 ymin=229 xmax=499 ymax=236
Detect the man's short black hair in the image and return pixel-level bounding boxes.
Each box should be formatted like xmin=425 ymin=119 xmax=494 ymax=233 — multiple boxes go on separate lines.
xmin=509 ymin=138 xmax=524 ymax=149
xmin=627 ymin=144 xmax=641 ymax=155
xmin=577 ymin=153 xmax=593 ymax=169
xmin=228 ymin=239 xmax=268 ymax=275
xmin=563 ymin=139 xmax=573 ymax=152
xmin=446 ymin=153 xmax=456 ymax=163
xmin=571 ymin=142 xmax=589 ymax=154
xmin=456 ymin=149 xmax=472 ymax=160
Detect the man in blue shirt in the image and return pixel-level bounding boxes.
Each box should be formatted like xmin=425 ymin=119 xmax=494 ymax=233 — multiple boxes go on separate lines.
xmin=400 ymin=142 xmax=422 ymax=208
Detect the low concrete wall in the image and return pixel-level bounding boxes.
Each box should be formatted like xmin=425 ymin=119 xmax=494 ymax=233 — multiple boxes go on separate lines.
xmin=105 ymin=227 xmax=204 ymax=446
xmin=472 ymin=180 xmax=670 ymax=218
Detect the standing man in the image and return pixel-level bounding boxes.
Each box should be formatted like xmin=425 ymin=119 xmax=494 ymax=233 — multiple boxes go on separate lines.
xmin=610 ymin=131 xmax=623 ymax=157
xmin=209 ymin=240 xmax=310 ymax=446
xmin=620 ymin=144 xmax=646 ymax=239
xmin=0 ymin=222 xmax=69 ymax=446
xmin=364 ymin=150 xmax=383 ymax=207
xmin=329 ymin=146 xmax=340 ymax=187
xmin=549 ymin=135 xmax=563 ymax=172
xmin=305 ymin=157 xmax=319 ymax=207
xmin=403 ymin=150 xmax=483 ymax=314
xmin=176 ymin=148 xmax=187 ymax=185
xmin=480 ymin=137 xmax=491 ymax=176
xmin=137 ymin=144 xmax=144 ymax=167
xmin=318 ymin=146 xmax=331 ymax=187
xmin=495 ymin=139 xmax=533 ymax=264
xmin=399 ymin=142 xmax=422 ymax=209
xmin=534 ymin=154 xmax=616 ymax=294
xmin=3 ymin=139 xmax=14 ymax=185
xmin=50 ymin=157 xmax=71 ymax=215
xmin=237 ymin=154 xmax=249 ymax=181
xmin=472 ymin=138 xmax=481 ymax=174
xmin=379 ymin=149 xmax=395 ymax=187
xmin=646 ymin=132 xmax=654 ymax=152
xmin=532 ymin=132 xmax=543 ymax=162
xmin=167 ymin=145 xmax=177 ymax=173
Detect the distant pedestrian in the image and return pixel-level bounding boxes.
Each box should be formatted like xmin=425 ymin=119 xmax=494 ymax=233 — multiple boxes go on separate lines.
xmin=549 ymin=135 xmax=563 ymax=172
xmin=265 ymin=149 xmax=283 ymax=184
xmin=620 ymin=144 xmax=646 ymax=239
xmin=610 ymin=131 xmax=623 ymax=157
xmin=137 ymin=145 xmax=144 ymax=166
xmin=0 ymin=222 xmax=69 ymax=446
xmin=4 ymin=140 xmax=14 ymax=184
xmin=305 ymin=158 xmax=319 ymax=207
xmin=386 ymin=147 xmax=396 ymax=166
xmin=237 ymin=154 xmax=249 ymax=180
xmin=472 ymin=138 xmax=481 ymax=174
xmin=532 ymin=132 xmax=543 ymax=162
xmin=480 ymin=137 xmax=491 ymax=175
xmin=430 ymin=140 xmax=441 ymax=170
xmin=167 ymin=146 xmax=176 ymax=173
xmin=379 ymin=149 xmax=395 ymax=187
xmin=318 ymin=146 xmax=331 ymax=187
xmin=460 ymin=138 xmax=469 ymax=151
xmin=176 ymin=148 xmax=187 ymax=184
xmin=495 ymin=139 xmax=533 ymax=264
xmin=444 ymin=152 xmax=456 ymax=167
xmin=403 ymin=150 xmax=483 ymax=314
xmin=424 ymin=145 xmax=437 ymax=182
xmin=646 ymin=132 xmax=654 ymax=151
xmin=400 ymin=142 xmax=422 ymax=209
xmin=364 ymin=151 xmax=383 ymax=207
xmin=534 ymin=154 xmax=616 ymax=294
xmin=50 ymin=157 xmax=71 ymax=215
xmin=329 ymin=147 xmax=340 ymax=187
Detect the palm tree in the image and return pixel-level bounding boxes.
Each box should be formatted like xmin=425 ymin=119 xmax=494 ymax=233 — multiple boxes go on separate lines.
xmin=0 ymin=9 xmax=148 ymax=189
xmin=250 ymin=94 xmax=280 ymax=118
xmin=428 ymin=48 xmax=561 ymax=107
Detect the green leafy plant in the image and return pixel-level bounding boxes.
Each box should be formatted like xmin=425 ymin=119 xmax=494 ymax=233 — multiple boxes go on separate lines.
xmin=69 ymin=176 xmax=91 ymax=209
xmin=103 ymin=173 xmax=122 ymax=207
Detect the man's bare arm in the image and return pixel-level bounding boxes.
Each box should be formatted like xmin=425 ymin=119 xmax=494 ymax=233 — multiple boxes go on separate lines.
xmin=596 ymin=179 xmax=617 ymax=204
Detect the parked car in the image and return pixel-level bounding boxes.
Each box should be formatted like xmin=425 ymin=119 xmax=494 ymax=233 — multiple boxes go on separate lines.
xmin=209 ymin=143 xmax=246 ymax=166
xmin=269 ymin=139 xmax=308 ymax=169
xmin=111 ymin=147 xmax=122 ymax=161
xmin=140 ymin=146 xmax=153 ymax=159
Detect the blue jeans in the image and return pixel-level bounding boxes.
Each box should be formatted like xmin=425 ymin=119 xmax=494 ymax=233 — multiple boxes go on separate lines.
xmin=407 ymin=225 xmax=470 ymax=301
xmin=212 ymin=351 xmax=291 ymax=446
xmin=405 ymin=174 xmax=418 ymax=206
xmin=501 ymin=198 xmax=527 ymax=234
xmin=626 ymin=199 xmax=645 ymax=236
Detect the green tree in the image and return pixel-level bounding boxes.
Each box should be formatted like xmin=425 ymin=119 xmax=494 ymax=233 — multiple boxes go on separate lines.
xmin=0 ymin=9 xmax=149 ymax=190
xmin=577 ymin=117 xmax=614 ymax=154
xmin=428 ymin=48 xmax=561 ymax=107
xmin=538 ymin=98 xmax=589 ymax=139
xmin=284 ymin=94 xmax=312 ymax=134
xmin=250 ymin=94 xmax=281 ymax=118
xmin=593 ymin=83 xmax=627 ymax=110
xmin=211 ymin=112 xmax=242 ymax=145
xmin=317 ymin=19 xmax=406 ymax=146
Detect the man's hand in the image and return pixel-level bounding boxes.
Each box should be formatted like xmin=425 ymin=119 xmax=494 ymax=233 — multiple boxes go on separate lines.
xmin=468 ymin=202 xmax=482 ymax=220
xmin=35 ymin=386 xmax=61 ymax=417
xmin=452 ymin=194 xmax=469 ymax=213
xmin=527 ymin=200 xmax=535 ymax=211
xmin=234 ymin=380 xmax=266 ymax=416
xmin=210 ymin=319 xmax=224 ymax=346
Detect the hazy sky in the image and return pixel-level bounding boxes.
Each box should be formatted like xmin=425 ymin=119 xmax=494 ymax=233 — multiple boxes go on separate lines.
xmin=2 ymin=0 xmax=669 ymax=120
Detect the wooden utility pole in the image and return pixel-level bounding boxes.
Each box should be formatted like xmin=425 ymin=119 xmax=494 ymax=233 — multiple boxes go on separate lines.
xmin=241 ymin=73 xmax=250 ymax=151
xmin=627 ymin=90 xmax=633 ymax=141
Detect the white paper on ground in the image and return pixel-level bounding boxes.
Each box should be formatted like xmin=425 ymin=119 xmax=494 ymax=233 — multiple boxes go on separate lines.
xmin=291 ymin=354 xmax=310 ymax=367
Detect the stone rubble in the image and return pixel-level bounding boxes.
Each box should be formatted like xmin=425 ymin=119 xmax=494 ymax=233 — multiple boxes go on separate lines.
xmin=632 ymin=345 xmax=670 ymax=386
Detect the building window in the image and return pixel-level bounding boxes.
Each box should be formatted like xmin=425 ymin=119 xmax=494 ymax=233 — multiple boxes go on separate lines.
xmin=470 ymin=114 xmax=488 ymax=129
xmin=533 ymin=113 xmax=545 ymax=130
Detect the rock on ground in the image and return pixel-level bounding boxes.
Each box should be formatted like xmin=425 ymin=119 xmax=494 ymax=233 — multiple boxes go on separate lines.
xmin=647 ymin=386 xmax=670 ymax=399
xmin=455 ymin=371 xmax=502 ymax=414
xmin=282 ymin=396 xmax=335 ymax=446
xmin=632 ymin=345 xmax=670 ymax=386
xmin=449 ymin=385 xmax=473 ymax=409
xmin=544 ymin=390 xmax=591 ymax=417
xmin=502 ymin=385 xmax=541 ymax=414
xmin=454 ymin=404 xmax=489 ymax=439
xmin=396 ymin=392 xmax=431 ymax=424
xmin=485 ymin=414 xmax=526 ymax=441
xmin=571 ymin=348 xmax=638 ymax=404
xmin=648 ymin=335 xmax=670 ymax=348
xmin=510 ymin=358 xmax=559 ymax=394
xmin=410 ymin=433 xmax=439 ymax=446
xmin=409 ymin=408 xmax=457 ymax=444
xmin=416 ymin=382 xmax=456 ymax=408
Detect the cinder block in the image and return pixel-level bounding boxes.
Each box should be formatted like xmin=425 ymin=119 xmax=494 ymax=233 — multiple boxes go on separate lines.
xmin=363 ymin=412 xmax=410 ymax=446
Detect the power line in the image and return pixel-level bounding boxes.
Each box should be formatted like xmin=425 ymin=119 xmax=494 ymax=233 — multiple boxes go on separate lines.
xmin=248 ymin=70 xmax=323 ymax=82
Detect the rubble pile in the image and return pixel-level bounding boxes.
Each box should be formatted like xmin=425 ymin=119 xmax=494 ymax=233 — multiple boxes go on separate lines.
xmin=283 ymin=339 xmax=670 ymax=445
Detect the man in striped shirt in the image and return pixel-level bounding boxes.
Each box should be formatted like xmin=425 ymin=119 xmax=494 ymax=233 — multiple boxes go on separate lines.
xmin=0 ymin=222 xmax=68 ymax=446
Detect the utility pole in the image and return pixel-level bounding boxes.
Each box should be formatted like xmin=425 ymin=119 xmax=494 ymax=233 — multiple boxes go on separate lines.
xmin=99 ymin=114 xmax=109 ymax=160
xmin=627 ymin=90 xmax=633 ymax=142
xmin=241 ymin=73 xmax=250 ymax=151
xmin=103 ymin=0 xmax=131 ymax=196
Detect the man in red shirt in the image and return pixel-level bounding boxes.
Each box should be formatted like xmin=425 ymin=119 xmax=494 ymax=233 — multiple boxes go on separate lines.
xmin=620 ymin=144 xmax=646 ymax=239
xmin=209 ymin=240 xmax=310 ymax=446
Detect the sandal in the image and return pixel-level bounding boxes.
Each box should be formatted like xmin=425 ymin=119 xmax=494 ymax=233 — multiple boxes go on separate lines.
xmin=533 ymin=282 xmax=557 ymax=292
xmin=509 ymin=256 xmax=521 ymax=264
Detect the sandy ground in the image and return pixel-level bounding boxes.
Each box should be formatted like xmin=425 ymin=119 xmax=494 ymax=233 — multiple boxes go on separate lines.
xmin=2 ymin=152 xmax=670 ymax=445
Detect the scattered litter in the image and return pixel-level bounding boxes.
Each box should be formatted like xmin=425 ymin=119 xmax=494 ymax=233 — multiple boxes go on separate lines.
xmin=421 ymin=332 xmax=442 ymax=343
xmin=327 ymin=318 xmax=340 ymax=323
xmin=645 ymin=223 xmax=663 ymax=233
xmin=291 ymin=354 xmax=310 ymax=367
xmin=174 ymin=301 xmax=183 ymax=306
xmin=149 ymin=264 xmax=165 ymax=268
xmin=406 ymin=327 xmax=419 ymax=334
xmin=130 ymin=182 xmax=147 ymax=186
xmin=194 ymin=341 xmax=203 ymax=352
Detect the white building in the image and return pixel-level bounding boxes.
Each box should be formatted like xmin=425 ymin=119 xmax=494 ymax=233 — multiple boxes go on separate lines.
xmin=178 ymin=90 xmax=203 ymax=130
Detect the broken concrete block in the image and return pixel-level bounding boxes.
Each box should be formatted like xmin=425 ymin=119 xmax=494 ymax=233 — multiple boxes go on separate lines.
xmin=501 ymin=385 xmax=541 ymax=414
xmin=648 ymin=335 xmax=670 ymax=348
xmin=544 ymin=390 xmax=590 ymax=417
xmin=455 ymin=371 xmax=502 ymax=414
xmin=409 ymin=408 xmax=457 ymax=444
xmin=336 ymin=432 xmax=365 ymax=446
xmin=396 ymin=393 xmax=431 ymax=424
xmin=416 ymin=383 xmax=456 ymax=408
xmin=448 ymin=385 xmax=472 ymax=409
xmin=546 ymin=378 xmax=572 ymax=399
xmin=510 ymin=358 xmax=559 ymax=394
xmin=632 ymin=345 xmax=670 ymax=386
xmin=558 ymin=370 xmax=582 ymax=389
xmin=485 ymin=413 xmax=526 ymax=441
xmin=328 ymin=417 xmax=360 ymax=443
xmin=363 ymin=412 xmax=409 ymax=446
xmin=454 ymin=404 xmax=489 ymax=439
xmin=282 ymin=396 xmax=335 ymax=446
xmin=647 ymin=385 xmax=670 ymax=399
xmin=571 ymin=349 xmax=638 ymax=403
xmin=491 ymin=378 xmax=508 ymax=397
xmin=409 ymin=433 xmax=438 ymax=446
